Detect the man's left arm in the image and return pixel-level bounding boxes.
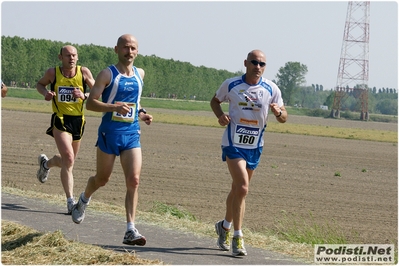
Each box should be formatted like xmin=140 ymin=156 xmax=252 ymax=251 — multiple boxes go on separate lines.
xmin=270 ymin=103 xmax=287 ymax=123
xmin=81 ymin=66 xmax=95 ymax=100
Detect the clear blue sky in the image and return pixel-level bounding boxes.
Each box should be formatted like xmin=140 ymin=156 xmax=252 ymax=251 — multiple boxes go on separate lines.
xmin=1 ymin=1 xmax=398 ymax=90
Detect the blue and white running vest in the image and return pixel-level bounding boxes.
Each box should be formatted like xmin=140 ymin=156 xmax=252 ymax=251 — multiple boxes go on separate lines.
xmin=215 ymin=74 xmax=284 ymax=149
xmin=98 ymin=65 xmax=143 ymax=134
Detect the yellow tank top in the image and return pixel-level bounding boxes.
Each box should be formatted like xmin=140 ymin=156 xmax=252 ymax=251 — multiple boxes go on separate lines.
xmin=50 ymin=66 xmax=86 ymax=117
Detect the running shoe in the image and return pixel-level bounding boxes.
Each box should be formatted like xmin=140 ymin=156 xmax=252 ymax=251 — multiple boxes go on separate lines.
xmin=215 ymin=220 xmax=231 ymax=251
xmin=37 ymin=154 xmax=49 ymax=183
xmin=67 ymin=200 xmax=76 ymax=215
xmin=123 ymin=228 xmax=147 ymax=246
xmin=72 ymin=193 xmax=87 ymax=224
xmin=232 ymin=236 xmax=247 ymax=256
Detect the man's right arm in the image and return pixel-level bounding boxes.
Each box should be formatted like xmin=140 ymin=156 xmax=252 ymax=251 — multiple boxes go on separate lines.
xmin=36 ymin=68 xmax=55 ymax=100
xmin=210 ymin=95 xmax=224 ymax=118
xmin=210 ymin=94 xmax=230 ymax=127
xmin=86 ymin=69 xmax=130 ymax=116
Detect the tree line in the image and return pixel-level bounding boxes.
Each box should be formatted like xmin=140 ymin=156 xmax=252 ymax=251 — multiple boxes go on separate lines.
xmin=1 ymin=36 xmax=242 ymax=101
xmin=1 ymin=36 xmax=397 ymax=115
xmin=273 ymin=61 xmax=397 ymax=115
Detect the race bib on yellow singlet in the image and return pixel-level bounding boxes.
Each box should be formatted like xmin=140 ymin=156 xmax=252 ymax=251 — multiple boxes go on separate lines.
xmin=58 ymin=86 xmax=78 ymax=103
xmin=233 ymin=124 xmax=260 ymax=146
xmin=112 ymin=102 xmax=136 ymax=123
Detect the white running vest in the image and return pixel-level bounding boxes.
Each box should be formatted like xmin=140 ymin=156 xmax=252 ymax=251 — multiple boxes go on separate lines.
xmin=215 ymin=74 xmax=284 ymax=149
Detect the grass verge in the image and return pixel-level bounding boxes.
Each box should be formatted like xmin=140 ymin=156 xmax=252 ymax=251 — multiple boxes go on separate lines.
xmin=272 ymin=211 xmax=352 ymax=245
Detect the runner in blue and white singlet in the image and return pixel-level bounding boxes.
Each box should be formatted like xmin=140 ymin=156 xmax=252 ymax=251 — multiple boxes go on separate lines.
xmin=72 ymin=34 xmax=153 ymax=247
xmin=215 ymin=74 xmax=284 ymax=149
xmin=99 ymin=65 xmax=143 ymax=135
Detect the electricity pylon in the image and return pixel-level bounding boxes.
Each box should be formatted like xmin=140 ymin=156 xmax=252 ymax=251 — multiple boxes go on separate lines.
xmin=331 ymin=1 xmax=370 ymax=120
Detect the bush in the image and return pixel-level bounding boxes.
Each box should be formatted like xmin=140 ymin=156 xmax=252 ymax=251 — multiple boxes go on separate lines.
xmin=339 ymin=111 xmax=359 ymax=120
xmin=305 ymin=108 xmax=330 ymax=118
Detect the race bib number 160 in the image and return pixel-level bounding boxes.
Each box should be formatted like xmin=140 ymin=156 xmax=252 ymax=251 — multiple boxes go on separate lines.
xmin=233 ymin=125 xmax=260 ymax=146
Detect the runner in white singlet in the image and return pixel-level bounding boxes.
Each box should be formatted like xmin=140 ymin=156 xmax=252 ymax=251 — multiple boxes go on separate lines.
xmin=210 ymin=49 xmax=288 ymax=256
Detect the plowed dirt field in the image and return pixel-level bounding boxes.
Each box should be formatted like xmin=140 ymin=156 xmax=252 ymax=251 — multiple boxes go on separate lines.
xmin=1 ymin=109 xmax=397 ymax=245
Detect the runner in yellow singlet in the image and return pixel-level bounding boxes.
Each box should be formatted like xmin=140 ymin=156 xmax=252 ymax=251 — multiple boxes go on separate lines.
xmin=1 ymin=79 xmax=8 ymax=98
xmin=36 ymin=45 xmax=95 ymax=214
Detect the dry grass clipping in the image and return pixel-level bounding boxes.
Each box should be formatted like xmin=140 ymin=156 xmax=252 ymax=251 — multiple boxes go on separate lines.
xmin=1 ymin=220 xmax=163 ymax=265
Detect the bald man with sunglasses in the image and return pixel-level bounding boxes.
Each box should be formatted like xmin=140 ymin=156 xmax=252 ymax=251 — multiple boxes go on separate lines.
xmin=210 ymin=49 xmax=287 ymax=256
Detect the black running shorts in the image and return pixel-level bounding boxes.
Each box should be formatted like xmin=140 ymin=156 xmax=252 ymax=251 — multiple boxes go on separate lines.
xmin=46 ymin=113 xmax=85 ymax=141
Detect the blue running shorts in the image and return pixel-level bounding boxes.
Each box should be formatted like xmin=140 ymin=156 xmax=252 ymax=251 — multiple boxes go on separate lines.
xmin=97 ymin=132 xmax=141 ymax=156
xmin=222 ymin=145 xmax=263 ymax=170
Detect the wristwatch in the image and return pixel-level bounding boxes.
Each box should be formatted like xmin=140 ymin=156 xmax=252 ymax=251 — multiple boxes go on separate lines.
xmin=138 ymin=108 xmax=147 ymax=115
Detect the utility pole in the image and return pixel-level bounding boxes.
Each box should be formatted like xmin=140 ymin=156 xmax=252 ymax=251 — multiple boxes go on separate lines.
xmin=331 ymin=1 xmax=370 ymax=120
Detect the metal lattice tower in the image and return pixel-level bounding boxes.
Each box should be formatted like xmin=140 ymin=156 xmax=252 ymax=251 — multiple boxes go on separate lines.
xmin=331 ymin=1 xmax=370 ymax=120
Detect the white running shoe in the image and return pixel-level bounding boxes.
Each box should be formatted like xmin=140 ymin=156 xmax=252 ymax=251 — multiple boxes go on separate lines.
xmin=232 ymin=236 xmax=247 ymax=256
xmin=37 ymin=154 xmax=49 ymax=183
xmin=67 ymin=200 xmax=76 ymax=215
xmin=123 ymin=228 xmax=147 ymax=246
xmin=215 ymin=220 xmax=231 ymax=251
xmin=72 ymin=193 xmax=88 ymax=224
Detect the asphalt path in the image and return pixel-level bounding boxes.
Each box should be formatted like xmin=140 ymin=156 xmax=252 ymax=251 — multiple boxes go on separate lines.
xmin=2 ymin=192 xmax=306 ymax=265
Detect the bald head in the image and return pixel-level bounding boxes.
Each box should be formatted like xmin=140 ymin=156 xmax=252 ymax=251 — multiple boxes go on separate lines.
xmin=117 ymin=34 xmax=138 ymax=47
xmin=247 ymin=50 xmax=266 ymax=61
xmin=114 ymin=34 xmax=139 ymax=65
xmin=244 ymin=49 xmax=267 ymax=83
xmin=58 ymin=45 xmax=78 ymax=69
xmin=60 ymin=45 xmax=77 ymax=56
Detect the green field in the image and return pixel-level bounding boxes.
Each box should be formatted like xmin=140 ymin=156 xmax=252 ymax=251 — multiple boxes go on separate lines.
xmin=3 ymin=87 xmax=309 ymax=114
xmin=2 ymin=88 xmax=397 ymax=143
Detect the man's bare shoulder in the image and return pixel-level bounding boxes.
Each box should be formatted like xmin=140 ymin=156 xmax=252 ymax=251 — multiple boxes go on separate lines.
xmin=136 ymin=67 xmax=145 ymax=79
xmin=80 ymin=66 xmax=92 ymax=74
xmin=45 ymin=67 xmax=56 ymax=76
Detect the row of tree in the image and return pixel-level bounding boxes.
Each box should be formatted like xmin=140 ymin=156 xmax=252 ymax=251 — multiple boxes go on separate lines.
xmin=1 ymin=36 xmax=397 ymax=115
xmin=1 ymin=36 xmax=241 ymax=101
xmin=311 ymin=83 xmax=397 ymax=94
xmin=289 ymin=86 xmax=397 ymax=115
xmin=272 ymin=61 xmax=397 ymax=115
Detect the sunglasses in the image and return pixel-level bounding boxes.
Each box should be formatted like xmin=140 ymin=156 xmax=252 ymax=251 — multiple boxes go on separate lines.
xmin=250 ymin=60 xmax=266 ymax=67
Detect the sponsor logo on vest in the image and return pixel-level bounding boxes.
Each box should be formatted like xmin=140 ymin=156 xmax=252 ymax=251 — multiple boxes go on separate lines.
xmin=239 ymin=118 xmax=258 ymax=125
xmin=236 ymin=126 xmax=259 ymax=136
xmin=59 ymin=87 xmax=74 ymax=93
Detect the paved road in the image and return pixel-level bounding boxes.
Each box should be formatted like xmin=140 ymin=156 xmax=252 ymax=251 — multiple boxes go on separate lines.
xmin=2 ymin=192 xmax=305 ymax=265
